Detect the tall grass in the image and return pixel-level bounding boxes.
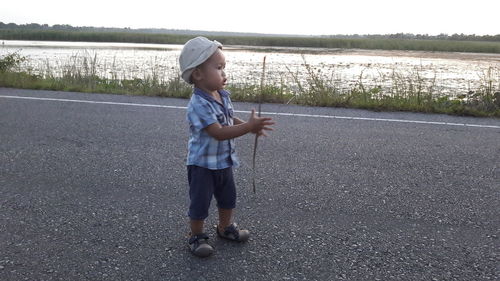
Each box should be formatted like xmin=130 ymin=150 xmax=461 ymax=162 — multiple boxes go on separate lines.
xmin=1 ymin=29 xmax=500 ymax=53
xmin=1 ymin=52 xmax=499 ymax=117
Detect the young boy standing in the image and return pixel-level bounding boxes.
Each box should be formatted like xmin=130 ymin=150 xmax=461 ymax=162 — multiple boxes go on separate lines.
xmin=179 ymin=37 xmax=274 ymax=257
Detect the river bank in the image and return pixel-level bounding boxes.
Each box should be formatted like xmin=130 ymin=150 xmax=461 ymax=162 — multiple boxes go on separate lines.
xmin=1 ymin=41 xmax=499 ymax=117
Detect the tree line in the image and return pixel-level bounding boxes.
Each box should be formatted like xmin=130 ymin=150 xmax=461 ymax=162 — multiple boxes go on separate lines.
xmin=1 ymin=22 xmax=499 ymax=42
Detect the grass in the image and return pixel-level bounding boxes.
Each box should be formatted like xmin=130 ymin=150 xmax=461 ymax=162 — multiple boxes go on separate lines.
xmin=1 ymin=52 xmax=499 ymax=117
xmin=1 ymin=29 xmax=500 ymax=53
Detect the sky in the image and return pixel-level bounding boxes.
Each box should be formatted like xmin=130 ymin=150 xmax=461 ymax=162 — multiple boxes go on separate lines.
xmin=1 ymin=0 xmax=499 ymax=36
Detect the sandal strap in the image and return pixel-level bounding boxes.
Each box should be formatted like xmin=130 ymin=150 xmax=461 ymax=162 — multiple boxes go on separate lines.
xmin=189 ymin=233 xmax=209 ymax=244
xmin=223 ymin=224 xmax=240 ymax=240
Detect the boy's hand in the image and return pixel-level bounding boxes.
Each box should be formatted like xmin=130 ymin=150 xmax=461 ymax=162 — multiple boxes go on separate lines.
xmin=248 ymin=109 xmax=275 ymax=136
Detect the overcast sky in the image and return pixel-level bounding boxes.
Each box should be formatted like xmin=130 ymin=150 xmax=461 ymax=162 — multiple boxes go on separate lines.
xmin=1 ymin=0 xmax=499 ymax=35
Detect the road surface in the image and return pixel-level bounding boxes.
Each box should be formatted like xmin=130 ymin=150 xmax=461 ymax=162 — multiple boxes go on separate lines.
xmin=1 ymin=88 xmax=499 ymax=280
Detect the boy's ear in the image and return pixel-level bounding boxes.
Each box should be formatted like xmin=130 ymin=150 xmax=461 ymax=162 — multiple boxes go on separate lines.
xmin=191 ymin=68 xmax=202 ymax=82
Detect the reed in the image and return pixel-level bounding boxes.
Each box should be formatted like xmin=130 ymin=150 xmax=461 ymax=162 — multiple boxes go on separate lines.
xmin=1 ymin=52 xmax=499 ymax=117
xmin=1 ymin=29 xmax=499 ymax=53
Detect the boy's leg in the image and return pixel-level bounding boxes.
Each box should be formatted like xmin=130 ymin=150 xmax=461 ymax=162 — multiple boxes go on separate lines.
xmin=188 ymin=220 xmax=213 ymax=258
xmin=187 ymin=165 xmax=214 ymax=229
xmin=213 ymin=167 xmax=236 ymax=231
xmin=217 ymin=208 xmax=233 ymax=232
xmin=216 ymin=207 xmax=249 ymax=242
xmin=191 ymin=219 xmax=205 ymax=235
xmin=187 ymin=166 xmax=215 ymax=257
xmin=214 ymin=167 xmax=249 ymax=242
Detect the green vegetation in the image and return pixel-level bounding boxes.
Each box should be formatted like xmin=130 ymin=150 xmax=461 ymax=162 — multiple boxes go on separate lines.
xmin=1 ymin=52 xmax=499 ymax=117
xmin=0 ymin=52 xmax=26 ymax=72
xmin=1 ymin=28 xmax=500 ymax=54
xmin=0 ymin=52 xmax=192 ymax=97
xmin=2 ymin=22 xmax=499 ymax=41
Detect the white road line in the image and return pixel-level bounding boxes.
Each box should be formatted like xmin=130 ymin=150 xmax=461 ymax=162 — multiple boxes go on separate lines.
xmin=0 ymin=95 xmax=187 ymax=110
xmin=1 ymin=95 xmax=499 ymax=129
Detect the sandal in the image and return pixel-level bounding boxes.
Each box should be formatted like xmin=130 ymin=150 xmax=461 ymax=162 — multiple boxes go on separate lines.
xmin=216 ymin=223 xmax=250 ymax=242
xmin=188 ymin=233 xmax=214 ymax=257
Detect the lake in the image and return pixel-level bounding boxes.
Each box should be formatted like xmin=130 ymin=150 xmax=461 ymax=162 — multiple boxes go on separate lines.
xmin=2 ymin=40 xmax=499 ymax=96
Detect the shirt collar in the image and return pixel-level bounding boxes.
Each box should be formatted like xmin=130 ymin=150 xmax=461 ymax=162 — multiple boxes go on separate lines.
xmin=194 ymin=88 xmax=229 ymax=104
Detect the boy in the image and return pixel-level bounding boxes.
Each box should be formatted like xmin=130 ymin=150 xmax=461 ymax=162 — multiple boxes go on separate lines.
xmin=179 ymin=37 xmax=274 ymax=257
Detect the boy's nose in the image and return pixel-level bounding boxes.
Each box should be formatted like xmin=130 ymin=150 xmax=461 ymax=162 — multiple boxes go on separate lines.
xmin=222 ymin=70 xmax=226 ymax=78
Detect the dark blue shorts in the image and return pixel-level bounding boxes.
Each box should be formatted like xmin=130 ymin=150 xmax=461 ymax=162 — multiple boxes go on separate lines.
xmin=187 ymin=165 xmax=236 ymax=220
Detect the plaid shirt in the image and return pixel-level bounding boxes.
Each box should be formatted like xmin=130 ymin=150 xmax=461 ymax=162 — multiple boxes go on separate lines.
xmin=186 ymin=88 xmax=240 ymax=170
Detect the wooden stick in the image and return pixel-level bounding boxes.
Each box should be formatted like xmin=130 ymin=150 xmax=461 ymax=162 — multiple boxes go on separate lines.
xmin=252 ymin=56 xmax=266 ymax=193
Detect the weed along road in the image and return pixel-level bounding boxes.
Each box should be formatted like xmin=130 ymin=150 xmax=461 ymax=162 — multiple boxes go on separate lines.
xmin=1 ymin=87 xmax=499 ymax=280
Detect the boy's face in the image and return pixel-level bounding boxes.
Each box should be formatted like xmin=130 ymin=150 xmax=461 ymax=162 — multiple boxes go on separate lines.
xmin=193 ymin=49 xmax=227 ymax=92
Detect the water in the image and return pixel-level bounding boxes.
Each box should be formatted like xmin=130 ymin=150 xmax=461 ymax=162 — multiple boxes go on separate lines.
xmin=2 ymin=40 xmax=499 ymax=95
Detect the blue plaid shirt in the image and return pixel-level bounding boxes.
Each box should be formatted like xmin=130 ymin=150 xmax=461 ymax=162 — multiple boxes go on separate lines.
xmin=186 ymin=88 xmax=240 ymax=170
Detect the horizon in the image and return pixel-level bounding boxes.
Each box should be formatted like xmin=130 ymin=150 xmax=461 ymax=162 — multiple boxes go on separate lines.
xmin=1 ymin=0 xmax=499 ymax=36
xmin=2 ymin=21 xmax=499 ymax=38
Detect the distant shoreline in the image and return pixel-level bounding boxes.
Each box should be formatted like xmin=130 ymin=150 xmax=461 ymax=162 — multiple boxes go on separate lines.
xmin=2 ymin=21 xmax=499 ymax=39
xmin=1 ymin=25 xmax=499 ymax=54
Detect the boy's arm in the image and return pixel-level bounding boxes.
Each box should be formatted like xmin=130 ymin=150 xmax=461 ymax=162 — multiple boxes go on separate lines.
xmin=205 ymin=109 xmax=274 ymax=141
xmin=233 ymin=117 xmax=245 ymax=125
xmin=205 ymin=122 xmax=253 ymax=141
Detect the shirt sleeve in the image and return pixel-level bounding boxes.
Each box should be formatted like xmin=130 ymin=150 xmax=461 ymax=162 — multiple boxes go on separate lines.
xmin=187 ymin=98 xmax=218 ymax=130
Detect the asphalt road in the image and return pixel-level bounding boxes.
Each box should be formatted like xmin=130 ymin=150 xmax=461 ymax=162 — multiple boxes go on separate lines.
xmin=1 ymin=87 xmax=499 ymax=281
